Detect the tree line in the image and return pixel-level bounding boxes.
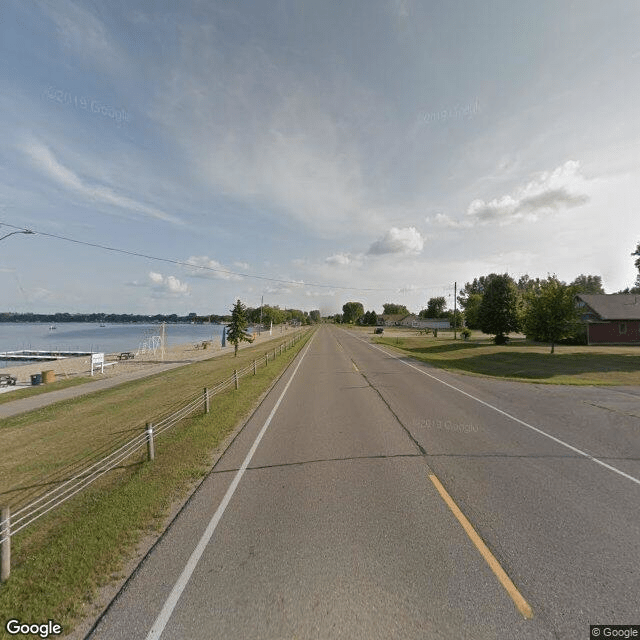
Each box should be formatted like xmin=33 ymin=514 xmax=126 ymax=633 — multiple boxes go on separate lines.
xmin=0 ymin=306 xmax=322 ymax=326
xmin=332 ymin=242 xmax=640 ymax=353
xmin=334 ymin=300 xmax=457 ymax=326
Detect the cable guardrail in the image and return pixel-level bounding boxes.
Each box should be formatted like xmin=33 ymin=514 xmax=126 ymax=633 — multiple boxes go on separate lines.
xmin=0 ymin=329 xmax=308 ymax=580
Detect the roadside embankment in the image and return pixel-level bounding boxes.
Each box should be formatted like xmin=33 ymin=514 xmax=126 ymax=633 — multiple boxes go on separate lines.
xmin=0 ymin=329 xmax=313 ymax=640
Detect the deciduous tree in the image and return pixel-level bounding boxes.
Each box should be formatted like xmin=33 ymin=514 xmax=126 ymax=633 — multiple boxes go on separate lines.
xmin=570 ymin=274 xmax=604 ymax=295
xmin=424 ymin=296 xmax=447 ymax=318
xmin=382 ymin=303 xmax=409 ymax=315
xmin=342 ymin=301 xmax=364 ymax=324
xmin=523 ymin=276 xmax=579 ymax=353
xmin=478 ymin=273 xmax=520 ymax=344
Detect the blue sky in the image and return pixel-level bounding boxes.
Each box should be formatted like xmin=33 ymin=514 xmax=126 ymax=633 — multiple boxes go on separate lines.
xmin=1 ymin=0 xmax=639 ymax=315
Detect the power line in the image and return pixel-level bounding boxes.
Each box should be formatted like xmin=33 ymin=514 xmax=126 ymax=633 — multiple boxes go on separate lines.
xmin=0 ymin=221 xmax=453 ymax=294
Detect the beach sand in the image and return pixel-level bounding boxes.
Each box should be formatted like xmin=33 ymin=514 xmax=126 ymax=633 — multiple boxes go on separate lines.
xmin=0 ymin=327 xmax=296 ymax=389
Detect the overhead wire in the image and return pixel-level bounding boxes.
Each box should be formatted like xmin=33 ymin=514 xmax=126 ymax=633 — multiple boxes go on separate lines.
xmin=0 ymin=221 xmax=453 ymax=294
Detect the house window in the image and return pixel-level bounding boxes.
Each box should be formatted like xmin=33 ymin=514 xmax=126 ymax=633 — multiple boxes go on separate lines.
xmin=619 ymin=322 xmax=627 ymax=334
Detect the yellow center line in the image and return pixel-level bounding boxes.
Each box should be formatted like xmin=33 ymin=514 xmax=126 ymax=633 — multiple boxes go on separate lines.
xmin=428 ymin=473 xmax=533 ymax=620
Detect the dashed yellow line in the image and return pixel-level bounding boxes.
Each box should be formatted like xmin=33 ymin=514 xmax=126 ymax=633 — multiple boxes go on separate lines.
xmin=428 ymin=473 xmax=533 ymax=620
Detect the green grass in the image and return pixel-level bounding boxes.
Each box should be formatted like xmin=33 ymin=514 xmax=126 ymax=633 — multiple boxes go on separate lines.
xmin=374 ymin=335 xmax=640 ymax=385
xmin=0 ymin=376 xmax=92 ymax=405
xmin=0 ymin=330 xmax=313 ymax=638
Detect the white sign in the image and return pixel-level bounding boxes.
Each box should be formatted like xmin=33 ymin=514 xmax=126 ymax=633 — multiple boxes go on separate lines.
xmin=91 ymin=352 xmax=104 ymax=376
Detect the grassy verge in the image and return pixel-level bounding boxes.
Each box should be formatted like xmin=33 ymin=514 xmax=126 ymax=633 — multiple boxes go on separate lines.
xmin=0 ymin=330 xmax=312 ymax=638
xmin=0 ymin=377 xmax=92 ymax=406
xmin=372 ymin=334 xmax=640 ymax=385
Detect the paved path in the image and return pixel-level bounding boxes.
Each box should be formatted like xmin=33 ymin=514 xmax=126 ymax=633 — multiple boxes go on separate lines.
xmin=86 ymin=325 xmax=639 ymax=639
xmin=0 ymin=331 xmax=297 ymax=420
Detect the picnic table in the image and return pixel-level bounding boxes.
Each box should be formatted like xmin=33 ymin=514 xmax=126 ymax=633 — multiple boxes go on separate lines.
xmin=0 ymin=373 xmax=17 ymax=386
xmin=117 ymin=352 xmax=135 ymax=360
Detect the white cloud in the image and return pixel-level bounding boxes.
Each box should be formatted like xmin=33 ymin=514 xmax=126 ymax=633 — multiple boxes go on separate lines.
xmin=265 ymin=285 xmax=292 ymax=295
xmin=398 ymin=284 xmax=419 ymax=293
xmin=37 ymin=0 xmax=127 ymax=74
xmin=466 ymin=160 xmax=590 ymax=224
xmin=325 ymin=253 xmax=352 ymax=266
xmin=305 ymin=289 xmax=337 ymax=297
xmin=367 ymin=226 xmax=424 ymax=255
xmin=20 ymin=139 xmax=182 ymax=225
xmin=426 ymin=213 xmax=473 ymax=229
xmin=147 ymin=28 xmax=381 ymax=237
xmin=185 ymin=256 xmax=243 ymax=280
xmin=148 ymin=271 xmax=189 ymax=296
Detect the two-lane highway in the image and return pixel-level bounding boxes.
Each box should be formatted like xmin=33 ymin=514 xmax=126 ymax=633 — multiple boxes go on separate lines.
xmin=88 ymin=326 xmax=639 ymax=639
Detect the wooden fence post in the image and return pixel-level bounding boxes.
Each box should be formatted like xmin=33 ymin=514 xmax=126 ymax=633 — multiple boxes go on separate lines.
xmin=203 ymin=387 xmax=209 ymax=414
xmin=253 ymin=359 xmax=257 ymax=375
xmin=234 ymin=369 xmax=239 ymax=390
xmin=146 ymin=423 xmax=155 ymax=461
xmin=1 ymin=506 xmax=10 ymax=582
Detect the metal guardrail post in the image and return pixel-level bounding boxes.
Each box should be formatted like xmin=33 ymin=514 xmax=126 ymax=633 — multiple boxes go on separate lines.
xmin=234 ymin=369 xmax=239 ymax=390
xmin=1 ymin=505 xmax=10 ymax=582
xmin=203 ymin=387 xmax=209 ymax=414
xmin=146 ymin=423 xmax=155 ymax=461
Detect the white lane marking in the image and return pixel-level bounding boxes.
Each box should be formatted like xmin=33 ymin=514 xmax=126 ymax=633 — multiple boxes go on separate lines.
xmin=350 ymin=332 xmax=640 ymax=487
xmin=146 ymin=333 xmax=316 ymax=640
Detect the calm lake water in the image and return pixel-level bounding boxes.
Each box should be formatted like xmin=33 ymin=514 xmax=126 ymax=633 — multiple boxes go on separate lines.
xmin=0 ymin=323 xmax=228 ymax=367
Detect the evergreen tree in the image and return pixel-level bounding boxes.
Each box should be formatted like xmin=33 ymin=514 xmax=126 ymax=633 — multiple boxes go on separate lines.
xmin=227 ymin=299 xmax=252 ymax=356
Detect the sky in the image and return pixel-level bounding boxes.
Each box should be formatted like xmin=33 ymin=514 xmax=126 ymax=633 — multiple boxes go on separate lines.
xmin=1 ymin=0 xmax=639 ymax=316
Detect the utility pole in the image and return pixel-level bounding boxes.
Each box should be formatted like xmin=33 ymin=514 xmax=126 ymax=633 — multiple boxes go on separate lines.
xmin=453 ymin=281 xmax=457 ymax=340
xmin=259 ymin=295 xmax=263 ymax=330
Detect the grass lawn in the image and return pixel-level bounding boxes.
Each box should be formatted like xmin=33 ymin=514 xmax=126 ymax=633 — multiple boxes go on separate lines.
xmin=372 ymin=332 xmax=640 ymax=386
xmin=0 ymin=330 xmax=312 ymax=638
xmin=0 ymin=376 xmax=92 ymax=406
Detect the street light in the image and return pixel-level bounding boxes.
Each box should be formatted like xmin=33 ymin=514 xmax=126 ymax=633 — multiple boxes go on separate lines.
xmin=0 ymin=229 xmax=34 ymax=242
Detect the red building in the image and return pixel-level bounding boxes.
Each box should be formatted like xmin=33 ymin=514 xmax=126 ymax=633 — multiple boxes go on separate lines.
xmin=576 ymin=294 xmax=640 ymax=345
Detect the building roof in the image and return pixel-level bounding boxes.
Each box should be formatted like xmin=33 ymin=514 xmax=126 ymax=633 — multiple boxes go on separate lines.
xmin=577 ymin=294 xmax=640 ymax=320
xmin=379 ymin=313 xmax=408 ymax=323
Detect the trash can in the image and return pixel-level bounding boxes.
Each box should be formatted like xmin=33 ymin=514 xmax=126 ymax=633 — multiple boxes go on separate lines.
xmin=30 ymin=373 xmax=42 ymax=386
xmin=42 ymin=370 xmax=55 ymax=384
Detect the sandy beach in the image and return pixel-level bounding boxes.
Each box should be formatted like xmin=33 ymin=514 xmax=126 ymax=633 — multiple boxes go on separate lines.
xmin=0 ymin=327 xmax=297 ymax=390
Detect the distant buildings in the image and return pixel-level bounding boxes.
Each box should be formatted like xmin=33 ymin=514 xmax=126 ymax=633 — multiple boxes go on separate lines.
xmin=376 ymin=313 xmax=451 ymax=330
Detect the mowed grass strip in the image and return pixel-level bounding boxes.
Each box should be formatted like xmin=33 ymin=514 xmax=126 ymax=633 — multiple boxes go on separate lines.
xmin=0 ymin=330 xmax=312 ymax=638
xmin=1 ymin=333 xmax=308 ymax=505
xmin=0 ymin=377 xmax=92 ymax=406
xmin=374 ymin=334 xmax=640 ymax=385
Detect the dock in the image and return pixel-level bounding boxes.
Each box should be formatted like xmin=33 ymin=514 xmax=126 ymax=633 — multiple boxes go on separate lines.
xmin=0 ymin=350 xmax=94 ymax=362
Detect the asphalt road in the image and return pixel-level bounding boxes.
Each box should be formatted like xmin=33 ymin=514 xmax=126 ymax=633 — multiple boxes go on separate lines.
xmin=87 ymin=325 xmax=640 ymax=639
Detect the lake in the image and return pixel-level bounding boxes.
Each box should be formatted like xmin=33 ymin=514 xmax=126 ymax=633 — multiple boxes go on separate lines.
xmin=0 ymin=323 xmax=228 ymax=367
